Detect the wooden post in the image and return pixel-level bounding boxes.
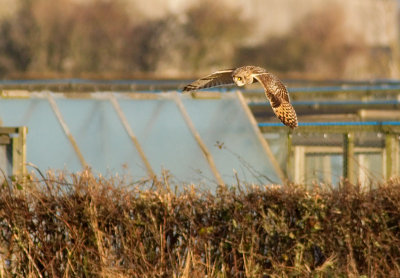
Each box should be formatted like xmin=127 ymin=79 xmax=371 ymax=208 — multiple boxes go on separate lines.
xmin=343 ymin=132 xmax=355 ymax=183
xmin=235 ymin=91 xmax=287 ymax=183
xmin=173 ymin=92 xmax=225 ymax=186
xmin=46 ymin=92 xmax=87 ymax=168
xmin=12 ymin=126 xmax=27 ymax=176
xmin=109 ymin=93 xmax=155 ymax=178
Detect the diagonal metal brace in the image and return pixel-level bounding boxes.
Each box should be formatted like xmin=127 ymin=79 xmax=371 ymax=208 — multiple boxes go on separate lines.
xmin=173 ymin=92 xmax=225 ymax=186
xmin=46 ymin=92 xmax=87 ymax=168
xmin=109 ymin=93 xmax=155 ymax=178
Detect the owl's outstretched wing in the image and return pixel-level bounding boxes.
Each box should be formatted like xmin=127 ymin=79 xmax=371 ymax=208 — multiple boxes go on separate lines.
xmin=183 ymin=69 xmax=235 ymax=92
xmin=253 ymin=72 xmax=298 ymax=128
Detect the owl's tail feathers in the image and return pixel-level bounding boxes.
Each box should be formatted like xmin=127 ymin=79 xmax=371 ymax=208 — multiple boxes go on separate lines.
xmin=273 ymin=101 xmax=298 ymax=129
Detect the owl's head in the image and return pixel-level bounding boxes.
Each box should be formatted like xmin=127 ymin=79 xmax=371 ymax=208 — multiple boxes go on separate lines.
xmin=232 ymin=68 xmax=254 ymax=87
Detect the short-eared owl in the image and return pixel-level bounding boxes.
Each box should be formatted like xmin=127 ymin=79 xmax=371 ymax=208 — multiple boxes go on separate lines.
xmin=183 ymin=66 xmax=298 ymax=128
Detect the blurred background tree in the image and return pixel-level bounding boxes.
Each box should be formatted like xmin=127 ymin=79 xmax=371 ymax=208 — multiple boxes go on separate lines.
xmin=179 ymin=0 xmax=250 ymax=73
xmin=235 ymin=6 xmax=368 ymax=79
xmin=0 ymin=0 xmax=36 ymax=75
xmin=0 ymin=0 xmax=397 ymax=79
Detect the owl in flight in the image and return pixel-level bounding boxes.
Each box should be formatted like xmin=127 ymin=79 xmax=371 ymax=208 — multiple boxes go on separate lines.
xmin=183 ymin=65 xmax=298 ymax=128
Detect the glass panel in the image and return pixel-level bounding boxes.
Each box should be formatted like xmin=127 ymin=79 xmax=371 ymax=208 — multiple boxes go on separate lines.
xmin=0 ymin=93 xmax=281 ymax=187
xmin=0 ymin=99 xmax=81 ymax=171
xmin=182 ymin=96 xmax=281 ymax=185
xmin=57 ymin=98 xmax=148 ymax=178
xmin=305 ymin=153 xmax=343 ymax=186
xmin=357 ymin=152 xmax=384 ymax=185
xmin=119 ymin=97 xmax=216 ymax=185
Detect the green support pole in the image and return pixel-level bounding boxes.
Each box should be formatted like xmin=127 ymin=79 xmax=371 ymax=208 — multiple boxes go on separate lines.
xmin=385 ymin=133 xmax=395 ymax=179
xmin=287 ymin=131 xmax=293 ymax=182
xmin=343 ymin=132 xmax=355 ymax=183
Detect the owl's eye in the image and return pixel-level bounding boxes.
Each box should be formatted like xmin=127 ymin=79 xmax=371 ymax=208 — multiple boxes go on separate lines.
xmin=237 ymin=77 xmax=242 ymax=81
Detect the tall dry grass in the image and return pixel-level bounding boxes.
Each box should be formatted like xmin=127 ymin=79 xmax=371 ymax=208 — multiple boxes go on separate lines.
xmin=1 ymin=169 xmax=400 ymax=277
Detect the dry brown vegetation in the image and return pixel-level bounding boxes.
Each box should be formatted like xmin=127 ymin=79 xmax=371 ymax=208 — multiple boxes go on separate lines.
xmin=1 ymin=169 xmax=400 ymax=277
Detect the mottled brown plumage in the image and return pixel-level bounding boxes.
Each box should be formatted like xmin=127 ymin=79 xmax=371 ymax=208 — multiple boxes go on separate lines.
xmin=183 ymin=66 xmax=298 ymax=128
xmin=183 ymin=69 xmax=235 ymax=91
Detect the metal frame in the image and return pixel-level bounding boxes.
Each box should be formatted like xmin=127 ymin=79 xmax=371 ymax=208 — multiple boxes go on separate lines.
xmin=46 ymin=92 xmax=157 ymax=177
xmin=235 ymin=91 xmax=286 ymax=183
xmin=4 ymin=85 xmax=400 ymax=184
xmin=109 ymin=93 xmax=155 ymax=178
xmin=292 ymin=145 xmax=385 ymax=184
xmin=260 ymin=122 xmax=400 ymax=184
xmin=46 ymin=92 xmax=88 ymax=168
xmin=173 ymin=92 xmax=225 ymax=185
xmin=29 ymin=91 xmax=245 ymax=184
